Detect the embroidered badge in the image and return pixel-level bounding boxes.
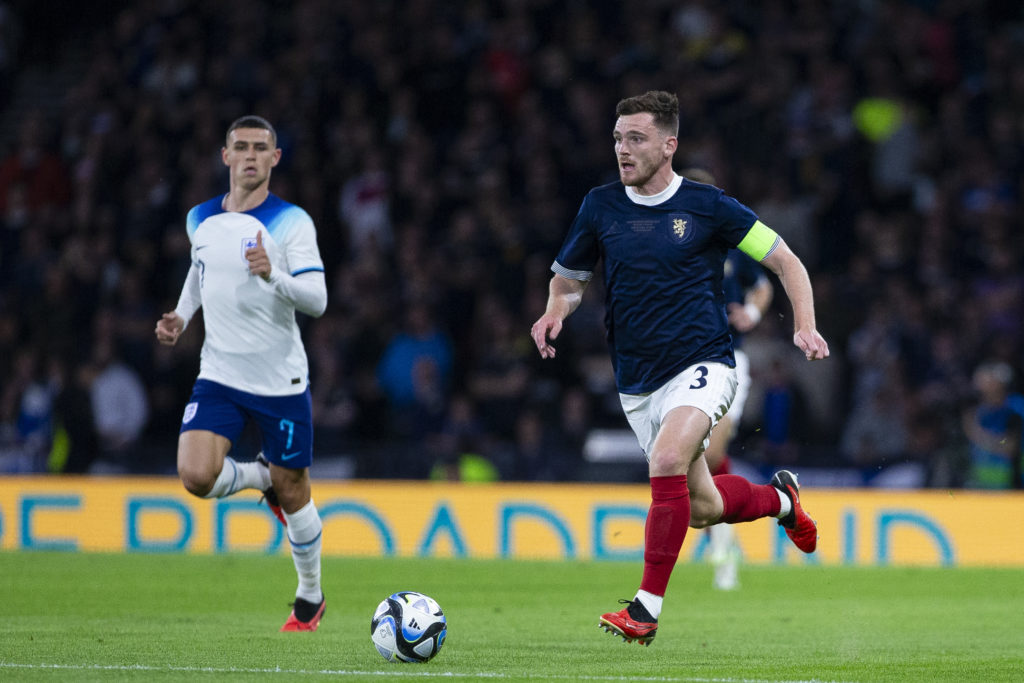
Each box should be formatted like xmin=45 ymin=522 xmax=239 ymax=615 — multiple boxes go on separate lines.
xmin=241 ymin=236 xmax=258 ymax=264
xmin=669 ymin=213 xmax=695 ymax=244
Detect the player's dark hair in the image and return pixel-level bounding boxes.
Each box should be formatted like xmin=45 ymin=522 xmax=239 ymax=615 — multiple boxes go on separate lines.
xmin=616 ymin=91 xmax=679 ymax=138
xmin=225 ymin=115 xmax=277 ymax=146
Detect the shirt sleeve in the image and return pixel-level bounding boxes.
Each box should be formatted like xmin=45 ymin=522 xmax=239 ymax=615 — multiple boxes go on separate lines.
xmin=552 ymin=193 xmax=599 ymax=280
xmin=712 ymin=192 xmax=762 ymax=249
xmin=270 ymin=204 xmax=328 ymax=316
xmin=268 ymin=269 xmax=328 ymax=317
xmin=281 ymin=207 xmax=326 ymax=276
xmin=173 ymin=261 xmax=202 ymax=330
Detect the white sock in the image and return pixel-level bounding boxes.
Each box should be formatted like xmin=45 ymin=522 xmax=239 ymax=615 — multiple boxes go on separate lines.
xmin=775 ymin=488 xmax=792 ymax=519
xmin=634 ymin=589 xmax=663 ymax=620
xmin=708 ymin=523 xmax=736 ymax=560
xmin=202 ymin=457 xmax=267 ymax=498
xmin=285 ymin=499 xmax=323 ymax=604
xmin=253 ymin=453 xmax=272 ymax=489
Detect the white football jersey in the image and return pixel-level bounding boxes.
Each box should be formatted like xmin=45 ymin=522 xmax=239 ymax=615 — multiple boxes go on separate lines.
xmin=182 ymin=193 xmax=324 ymax=396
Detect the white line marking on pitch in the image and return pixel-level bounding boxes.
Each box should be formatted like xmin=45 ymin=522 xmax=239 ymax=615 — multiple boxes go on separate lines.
xmin=0 ymin=661 xmax=853 ymax=683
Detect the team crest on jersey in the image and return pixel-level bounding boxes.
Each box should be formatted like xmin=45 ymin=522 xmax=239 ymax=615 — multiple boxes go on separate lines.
xmin=241 ymin=236 xmax=258 ymax=263
xmin=182 ymin=402 xmax=198 ymax=424
xmin=669 ymin=213 xmax=694 ymax=243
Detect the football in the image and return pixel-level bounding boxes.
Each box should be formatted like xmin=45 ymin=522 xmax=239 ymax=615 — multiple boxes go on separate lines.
xmin=370 ymin=591 xmax=447 ymax=663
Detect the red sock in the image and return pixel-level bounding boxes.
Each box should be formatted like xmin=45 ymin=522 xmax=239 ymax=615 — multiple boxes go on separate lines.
xmin=714 ymin=474 xmax=781 ymax=523
xmin=639 ymin=475 xmax=689 ymax=597
xmin=710 ymin=455 xmax=732 ymax=476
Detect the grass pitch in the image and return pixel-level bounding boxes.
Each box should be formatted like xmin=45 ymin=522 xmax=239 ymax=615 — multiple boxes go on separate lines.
xmin=1 ymin=552 xmax=1022 ymax=682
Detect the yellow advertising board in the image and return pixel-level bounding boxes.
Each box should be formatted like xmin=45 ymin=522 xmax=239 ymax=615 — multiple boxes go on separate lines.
xmin=1 ymin=476 xmax=1022 ymax=567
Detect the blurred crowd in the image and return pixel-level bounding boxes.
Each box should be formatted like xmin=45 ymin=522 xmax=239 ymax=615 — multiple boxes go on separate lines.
xmin=0 ymin=0 xmax=1021 ymax=488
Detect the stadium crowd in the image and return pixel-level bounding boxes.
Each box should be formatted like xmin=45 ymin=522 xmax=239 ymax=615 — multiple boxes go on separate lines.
xmin=0 ymin=0 xmax=1021 ymax=488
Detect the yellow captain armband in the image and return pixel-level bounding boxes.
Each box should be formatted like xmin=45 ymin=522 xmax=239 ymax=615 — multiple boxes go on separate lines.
xmin=736 ymin=220 xmax=781 ymax=261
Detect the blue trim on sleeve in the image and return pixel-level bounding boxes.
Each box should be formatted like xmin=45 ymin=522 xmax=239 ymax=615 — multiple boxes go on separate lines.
xmin=291 ymin=267 xmax=325 ymax=276
xmin=187 ymin=195 xmax=227 ymax=238
xmin=246 ymin=193 xmax=288 ymax=231
xmin=247 ymin=194 xmax=312 ymax=241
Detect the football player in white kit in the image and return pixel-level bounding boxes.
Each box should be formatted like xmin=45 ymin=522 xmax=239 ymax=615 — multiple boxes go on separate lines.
xmin=155 ymin=116 xmax=328 ymax=631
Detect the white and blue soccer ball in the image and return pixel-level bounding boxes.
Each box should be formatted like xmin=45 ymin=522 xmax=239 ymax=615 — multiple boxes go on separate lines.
xmin=370 ymin=591 xmax=447 ymax=663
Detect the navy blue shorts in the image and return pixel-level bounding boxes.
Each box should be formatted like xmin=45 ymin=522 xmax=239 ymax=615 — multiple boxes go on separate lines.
xmin=180 ymin=379 xmax=314 ymax=469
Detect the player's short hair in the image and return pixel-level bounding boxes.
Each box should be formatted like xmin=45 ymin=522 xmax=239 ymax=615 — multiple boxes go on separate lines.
xmin=225 ymin=115 xmax=277 ymax=146
xmin=616 ymin=91 xmax=679 ymax=138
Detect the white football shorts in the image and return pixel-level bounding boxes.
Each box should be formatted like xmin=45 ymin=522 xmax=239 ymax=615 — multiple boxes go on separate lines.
xmin=619 ymin=361 xmax=738 ymax=459
xmin=727 ymin=348 xmax=751 ymax=425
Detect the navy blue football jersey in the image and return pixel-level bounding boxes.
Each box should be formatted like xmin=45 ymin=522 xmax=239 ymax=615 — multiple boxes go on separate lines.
xmin=553 ymin=177 xmax=759 ymax=394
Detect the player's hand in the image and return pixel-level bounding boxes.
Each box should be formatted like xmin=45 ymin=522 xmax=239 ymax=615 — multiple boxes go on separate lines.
xmin=793 ymin=329 xmax=829 ymax=361
xmin=531 ymin=315 xmax=562 ymax=359
xmin=246 ymin=230 xmax=272 ymax=281
xmin=155 ymin=312 xmax=185 ymax=346
xmin=727 ymin=302 xmax=759 ymax=333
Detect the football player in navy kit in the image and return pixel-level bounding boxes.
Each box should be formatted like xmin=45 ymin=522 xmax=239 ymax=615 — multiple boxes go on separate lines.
xmin=531 ymin=92 xmax=829 ymax=645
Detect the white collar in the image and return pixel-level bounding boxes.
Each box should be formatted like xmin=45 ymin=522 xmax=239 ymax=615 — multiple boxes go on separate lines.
xmin=624 ymin=173 xmax=682 ymax=206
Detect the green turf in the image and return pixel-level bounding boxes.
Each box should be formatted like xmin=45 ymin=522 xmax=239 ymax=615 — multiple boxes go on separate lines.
xmin=0 ymin=552 xmax=1022 ymax=682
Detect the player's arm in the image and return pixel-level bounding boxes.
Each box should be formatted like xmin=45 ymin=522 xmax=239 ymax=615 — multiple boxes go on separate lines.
xmin=267 ymin=269 xmax=328 ymax=318
xmin=531 ymin=273 xmax=588 ymax=359
xmin=155 ymin=261 xmax=202 ymax=345
xmin=963 ymin=408 xmax=1021 ymax=456
xmin=739 ymin=220 xmax=828 ymax=361
xmin=247 ymin=229 xmax=328 ymax=318
xmin=729 ymin=274 xmax=773 ymax=333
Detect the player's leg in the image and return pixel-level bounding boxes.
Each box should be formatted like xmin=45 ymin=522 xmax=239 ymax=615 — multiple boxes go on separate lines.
xmin=687 ymin=445 xmax=740 ymax=589
xmin=692 ymin=462 xmax=817 ymax=552
xmin=641 ymin=404 xmax=710 ymax=595
xmin=709 ymin=525 xmax=739 ymax=590
xmin=255 ymin=452 xmax=286 ymax=525
xmin=696 ymin=412 xmax=730 ymax=529
xmin=696 ymin=417 xmax=735 ymax=583
xmin=692 ymin=348 xmax=755 ymax=527
xmin=176 ymin=381 xmax=270 ymax=499
xmin=689 ymin=441 xmax=817 ymax=554
xmin=177 ymin=429 xmax=230 ymax=496
xmin=701 ymin=414 xmax=740 ymax=589
xmin=600 ymin=364 xmax=733 ymax=645
xmin=272 ymin=463 xmax=325 ymax=631
xmin=702 ymin=414 xmax=731 ymax=475
xmin=690 ymin=460 xmax=783 ymax=527
xmin=600 ymin=406 xmax=707 ymax=645
xmin=252 ymin=388 xmax=325 ymax=632
xmin=688 ymin=353 xmax=786 ymax=529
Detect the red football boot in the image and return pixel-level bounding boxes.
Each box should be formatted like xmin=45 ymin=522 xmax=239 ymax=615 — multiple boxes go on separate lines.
xmin=599 ymin=599 xmax=657 ymax=646
xmin=281 ymin=596 xmax=325 ymax=632
xmin=771 ymin=470 xmax=817 ymax=553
